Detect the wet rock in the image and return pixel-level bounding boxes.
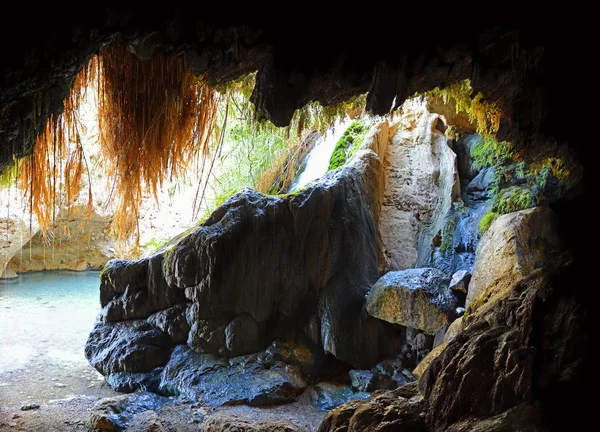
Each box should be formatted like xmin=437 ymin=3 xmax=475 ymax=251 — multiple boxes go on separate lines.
xmin=466 ymin=207 xmax=562 ymax=314
xmin=100 ymin=255 xmax=187 ymax=322
xmin=225 ymin=313 xmax=261 ymax=357
xmin=373 ymin=357 xmax=415 ymax=388
xmin=147 ymin=303 xmax=191 ymax=345
xmin=88 ymin=392 xmax=169 ymax=431
xmin=310 ymin=382 xmax=370 ymax=412
xmin=105 ymin=369 xmax=162 ymax=393
xmin=85 ymin=320 xmax=173 ymax=376
xmin=465 ymin=167 xmax=495 ymax=199
xmin=348 ymin=370 xmax=376 ymax=392
xmin=264 ymin=339 xmax=324 ymax=382
xmin=366 ymin=268 xmax=457 ymax=335
xmin=89 ymin=124 xmax=394 ymax=368
xmin=186 ymin=307 xmax=228 ymax=354
xmin=448 ymin=270 xmax=470 ymax=294
xmin=419 ymin=262 xmax=583 ymax=431
xmin=349 ymin=369 xmax=398 ymax=392
xmin=159 ymin=345 xmax=307 ymax=406
xmin=318 ymin=382 xmax=426 ymax=432
xmin=203 ymin=416 xmax=305 ymax=432
xmin=20 ymin=403 xmax=40 ymax=411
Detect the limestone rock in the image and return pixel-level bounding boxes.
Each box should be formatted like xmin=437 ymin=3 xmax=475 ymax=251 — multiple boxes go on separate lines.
xmin=317 ymin=382 xmax=426 ymax=432
xmin=349 ymin=369 xmax=397 ymax=392
xmin=264 ymin=339 xmax=324 ymax=382
xmin=105 ymin=370 xmax=162 ymax=393
xmin=366 ymin=268 xmax=457 ymax=335
xmin=89 ymin=123 xmax=396 ymax=370
xmin=419 ymin=262 xmax=584 ymax=431
xmin=412 ymin=342 xmax=447 ymax=378
xmin=225 ymin=313 xmax=261 ymax=357
xmin=100 ymin=255 xmax=187 ymax=322
xmin=202 ymin=416 xmax=305 ymax=432
xmin=310 ymin=382 xmax=370 ymax=412
xmin=88 ymin=392 xmax=168 ymax=431
xmin=127 ymin=410 xmax=174 ymax=432
xmin=378 ymin=102 xmax=459 ymax=271
xmin=159 ymin=345 xmax=307 ymax=406
xmin=348 ymin=370 xmax=377 ymax=392
xmin=465 ymin=167 xmax=495 ymax=199
xmin=147 ymin=303 xmax=190 ymax=345
xmin=85 ymin=320 xmax=173 ymax=376
xmin=443 ymin=317 xmax=464 ymax=344
xmin=466 ymin=207 xmax=562 ymax=315
xmin=446 ymin=404 xmax=547 ymax=432
xmin=448 ymin=270 xmax=470 ymax=294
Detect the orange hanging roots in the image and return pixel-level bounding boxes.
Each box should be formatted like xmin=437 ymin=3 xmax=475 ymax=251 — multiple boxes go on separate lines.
xmin=17 ymin=45 xmax=219 ymax=245
xmin=96 ymin=45 xmax=218 ymax=243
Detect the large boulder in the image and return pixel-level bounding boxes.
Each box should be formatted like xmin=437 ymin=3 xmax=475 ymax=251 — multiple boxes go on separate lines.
xmin=85 ymin=320 xmax=173 ymax=376
xmin=100 ymin=255 xmax=187 ymax=322
xmin=465 ymin=207 xmax=563 ymax=316
xmin=419 ymin=262 xmax=586 ymax=431
xmin=88 ymin=121 xmax=397 ymax=372
xmin=318 ymin=382 xmax=426 ymax=432
xmin=158 ymin=345 xmax=307 ymax=406
xmin=366 ymin=268 xmax=457 ymax=335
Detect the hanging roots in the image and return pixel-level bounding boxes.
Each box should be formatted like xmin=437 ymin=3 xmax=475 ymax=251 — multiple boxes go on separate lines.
xmin=15 ymin=45 xmax=219 ymax=244
xmin=96 ymin=45 xmax=218 ymax=243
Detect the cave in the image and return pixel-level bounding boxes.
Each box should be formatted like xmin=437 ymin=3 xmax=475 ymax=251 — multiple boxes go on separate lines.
xmin=0 ymin=8 xmax=591 ymax=432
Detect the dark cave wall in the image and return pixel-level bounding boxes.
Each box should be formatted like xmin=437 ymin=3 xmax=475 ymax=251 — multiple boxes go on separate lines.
xmin=0 ymin=10 xmax=591 ymax=430
xmin=0 ymin=11 xmax=561 ymax=172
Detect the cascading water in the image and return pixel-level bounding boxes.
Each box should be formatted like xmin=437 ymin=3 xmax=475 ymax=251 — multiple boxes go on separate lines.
xmin=289 ymin=118 xmax=353 ymax=192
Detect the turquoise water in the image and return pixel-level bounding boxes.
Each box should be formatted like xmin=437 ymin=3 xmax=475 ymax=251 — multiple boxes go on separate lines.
xmin=0 ymin=271 xmax=101 ymax=375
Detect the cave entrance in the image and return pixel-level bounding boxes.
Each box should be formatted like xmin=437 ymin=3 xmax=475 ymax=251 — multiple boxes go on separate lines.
xmin=0 ymin=45 xmax=370 ymax=410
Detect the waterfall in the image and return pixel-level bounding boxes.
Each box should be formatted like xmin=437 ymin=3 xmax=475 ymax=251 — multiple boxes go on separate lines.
xmin=289 ymin=118 xmax=353 ymax=192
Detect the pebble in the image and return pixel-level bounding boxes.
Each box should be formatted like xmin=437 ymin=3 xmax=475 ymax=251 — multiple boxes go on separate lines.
xmin=55 ymin=383 xmax=66 ymax=388
xmin=12 ymin=414 xmax=21 ymax=419
xmin=20 ymin=403 xmax=40 ymax=411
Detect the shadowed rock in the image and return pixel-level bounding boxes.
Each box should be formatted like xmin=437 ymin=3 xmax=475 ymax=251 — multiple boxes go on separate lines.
xmin=158 ymin=345 xmax=307 ymax=407
xmin=366 ymin=268 xmax=457 ymax=335
xmin=85 ymin=320 xmax=173 ymax=376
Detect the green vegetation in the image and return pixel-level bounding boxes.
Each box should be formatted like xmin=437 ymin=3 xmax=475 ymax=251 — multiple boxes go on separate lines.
xmin=478 ymin=212 xmax=499 ymax=235
xmin=492 ymin=186 xmax=535 ymax=215
xmin=440 ymin=202 xmax=467 ymax=254
xmin=194 ymin=74 xmax=368 ymax=222
xmin=327 ymin=119 xmax=371 ymax=171
xmin=471 ymin=137 xmax=513 ymax=170
xmin=423 ymin=79 xmax=501 ymax=138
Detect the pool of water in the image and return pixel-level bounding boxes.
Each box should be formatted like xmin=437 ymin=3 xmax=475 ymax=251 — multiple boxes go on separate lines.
xmin=0 ymin=271 xmax=114 ymax=406
xmin=0 ymin=271 xmax=101 ymax=374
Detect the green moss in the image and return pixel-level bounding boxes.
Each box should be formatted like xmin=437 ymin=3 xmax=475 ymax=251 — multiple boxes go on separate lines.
xmin=479 ymin=212 xmax=499 ymax=235
xmin=492 ymin=186 xmax=535 ymax=214
xmin=440 ymin=217 xmax=457 ymax=254
xmin=471 ymin=136 xmax=513 ymax=170
xmin=327 ymin=119 xmax=371 ymax=171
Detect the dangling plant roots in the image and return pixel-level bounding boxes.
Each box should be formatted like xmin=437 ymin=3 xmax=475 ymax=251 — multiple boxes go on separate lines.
xmin=14 ymin=45 xmax=219 ymax=245
xmin=6 ymin=44 xmax=365 ymax=251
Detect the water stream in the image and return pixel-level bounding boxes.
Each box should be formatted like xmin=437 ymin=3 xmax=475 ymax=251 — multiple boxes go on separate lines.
xmin=0 ymin=271 xmax=113 ymax=406
xmin=289 ymin=118 xmax=353 ymax=192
